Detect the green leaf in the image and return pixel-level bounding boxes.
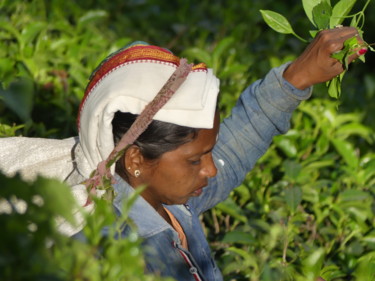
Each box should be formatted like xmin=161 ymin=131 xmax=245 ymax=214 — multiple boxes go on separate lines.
xmin=331 ymin=138 xmax=359 ymax=168
xmin=327 ymin=71 xmax=345 ymax=99
xmin=181 ymin=47 xmax=212 ymax=67
xmin=78 ymin=10 xmax=108 ymax=26
xmin=316 ymin=135 xmax=330 ymax=155
xmin=216 ymin=198 xmax=247 ymax=223
xmin=0 ymin=77 xmax=34 ymax=122
xmin=320 ymin=265 xmax=345 ymax=280
xmin=274 ymin=136 xmax=297 ymax=158
xmin=212 ymin=37 xmax=235 ymax=70
xmin=302 ymin=248 xmax=326 ymax=279
xmin=335 ymin=122 xmax=373 ymax=141
xmin=33 ymin=177 xmax=77 ymax=225
xmin=20 ymin=21 xmax=47 ymax=51
xmin=331 ymin=36 xmax=361 ymax=71
xmin=213 ymin=37 xmax=235 ymax=61
xmin=353 ymin=252 xmax=375 ymax=281
xmin=330 ymin=0 xmax=357 ymax=28
xmin=260 ymin=10 xmax=295 ymax=34
xmin=338 ymin=189 xmax=369 ymax=202
xmin=302 ymin=0 xmax=325 ymax=26
xmin=0 ymin=20 xmax=21 ymax=43
xmin=285 ymin=186 xmax=302 ymax=214
xmin=222 ymin=231 xmax=256 ymax=245
xmin=312 ymin=1 xmax=332 ymax=29
xmin=304 ymin=159 xmax=335 ymax=171
xmin=309 ymin=29 xmax=320 ymax=38
xmin=283 ymin=160 xmax=302 ymax=181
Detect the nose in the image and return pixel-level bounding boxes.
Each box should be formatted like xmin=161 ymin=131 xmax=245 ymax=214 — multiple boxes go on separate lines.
xmin=201 ymin=153 xmax=217 ymax=178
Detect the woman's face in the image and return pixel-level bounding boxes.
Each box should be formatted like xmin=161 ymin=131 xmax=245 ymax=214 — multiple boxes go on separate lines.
xmin=133 ymin=113 xmax=220 ymax=209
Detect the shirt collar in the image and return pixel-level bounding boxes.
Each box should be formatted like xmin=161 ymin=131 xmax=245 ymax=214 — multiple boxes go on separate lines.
xmin=113 ymin=174 xmax=177 ymax=239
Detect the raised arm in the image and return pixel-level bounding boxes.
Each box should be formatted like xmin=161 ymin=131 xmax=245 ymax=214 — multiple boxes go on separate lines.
xmin=189 ymin=27 xmax=364 ymax=213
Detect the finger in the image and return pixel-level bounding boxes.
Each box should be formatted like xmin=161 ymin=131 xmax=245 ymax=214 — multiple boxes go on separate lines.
xmin=328 ymin=27 xmax=362 ymax=47
xmin=347 ymin=46 xmax=368 ymax=63
xmin=331 ymin=26 xmax=358 ymax=38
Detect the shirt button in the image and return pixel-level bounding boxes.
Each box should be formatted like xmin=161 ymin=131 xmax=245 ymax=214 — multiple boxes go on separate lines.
xmin=189 ymin=267 xmax=198 ymax=274
xmin=184 ymin=204 xmax=190 ymax=210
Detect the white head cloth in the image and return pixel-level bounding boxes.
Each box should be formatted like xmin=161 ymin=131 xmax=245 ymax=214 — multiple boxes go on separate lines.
xmin=78 ymin=42 xmax=220 ymax=172
xmin=0 ymin=42 xmax=220 ymax=235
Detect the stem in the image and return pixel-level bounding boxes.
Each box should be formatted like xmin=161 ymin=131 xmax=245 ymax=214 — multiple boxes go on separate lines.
xmin=361 ymin=0 xmax=372 ymax=14
xmin=293 ymin=32 xmax=307 ymax=43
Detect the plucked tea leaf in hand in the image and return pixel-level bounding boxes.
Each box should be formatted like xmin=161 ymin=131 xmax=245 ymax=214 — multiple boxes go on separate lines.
xmin=328 ymin=35 xmax=368 ymax=98
xmin=331 ymin=36 xmax=361 ymax=69
xmin=327 ymin=70 xmax=345 ymax=99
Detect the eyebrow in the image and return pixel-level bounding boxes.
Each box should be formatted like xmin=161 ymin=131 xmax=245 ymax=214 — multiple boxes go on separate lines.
xmin=202 ymin=145 xmax=215 ymax=156
xmin=188 ymin=146 xmax=214 ymax=159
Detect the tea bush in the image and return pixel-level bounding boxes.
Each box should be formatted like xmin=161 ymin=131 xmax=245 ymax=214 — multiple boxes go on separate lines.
xmin=1 ymin=0 xmax=374 ymax=280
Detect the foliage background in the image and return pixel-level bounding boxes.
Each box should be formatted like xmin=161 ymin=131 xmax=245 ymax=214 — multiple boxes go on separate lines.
xmin=0 ymin=0 xmax=374 ymax=280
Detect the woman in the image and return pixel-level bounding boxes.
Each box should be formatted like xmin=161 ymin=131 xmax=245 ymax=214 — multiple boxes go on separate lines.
xmin=0 ymin=27 xmax=365 ymax=280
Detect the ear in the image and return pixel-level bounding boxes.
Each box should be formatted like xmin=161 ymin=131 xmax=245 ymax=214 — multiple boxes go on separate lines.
xmin=123 ymin=145 xmax=144 ymax=180
xmin=123 ymin=145 xmax=146 ymax=186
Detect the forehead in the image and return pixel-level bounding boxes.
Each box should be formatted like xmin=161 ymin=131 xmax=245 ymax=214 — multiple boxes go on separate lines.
xmin=162 ymin=113 xmax=220 ymax=159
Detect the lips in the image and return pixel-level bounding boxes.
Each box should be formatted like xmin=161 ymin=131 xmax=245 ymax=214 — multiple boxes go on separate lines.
xmin=192 ymin=188 xmax=203 ymax=196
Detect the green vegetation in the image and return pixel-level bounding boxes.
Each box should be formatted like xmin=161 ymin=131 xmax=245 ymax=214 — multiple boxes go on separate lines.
xmin=261 ymin=0 xmax=374 ymax=99
xmin=1 ymin=0 xmax=374 ymax=280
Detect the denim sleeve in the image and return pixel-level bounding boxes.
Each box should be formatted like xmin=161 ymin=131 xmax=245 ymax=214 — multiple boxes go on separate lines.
xmin=188 ymin=63 xmax=312 ymax=214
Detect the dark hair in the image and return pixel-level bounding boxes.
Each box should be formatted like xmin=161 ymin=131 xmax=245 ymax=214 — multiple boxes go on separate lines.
xmin=112 ymin=111 xmax=199 ymax=180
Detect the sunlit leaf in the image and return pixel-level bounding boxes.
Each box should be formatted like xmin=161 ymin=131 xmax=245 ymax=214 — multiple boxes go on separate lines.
xmin=353 ymin=252 xmax=375 ymax=281
xmin=274 ymin=136 xmax=297 ymax=158
xmin=302 ymin=0 xmax=324 ymax=26
xmin=320 ymin=264 xmax=345 ymax=280
xmin=78 ymin=10 xmax=108 ymax=26
xmin=330 ymin=0 xmax=357 ymax=27
xmin=312 ymin=1 xmax=332 ymax=29
xmin=20 ymin=22 xmax=47 ymax=52
xmin=260 ymin=10 xmax=295 ymax=34
xmin=302 ymin=248 xmax=325 ymax=279
xmin=335 ymin=123 xmax=373 ymax=142
xmin=181 ymin=47 xmax=212 ymax=67
xmin=331 ymin=138 xmax=358 ymax=168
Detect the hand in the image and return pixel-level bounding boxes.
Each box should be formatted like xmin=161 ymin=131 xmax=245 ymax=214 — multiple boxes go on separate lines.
xmin=283 ymin=26 xmax=365 ymax=90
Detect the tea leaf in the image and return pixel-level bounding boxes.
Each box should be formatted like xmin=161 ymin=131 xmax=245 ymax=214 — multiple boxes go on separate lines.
xmin=331 ymin=138 xmax=359 ymax=168
xmin=330 ymin=0 xmax=357 ymax=27
xmin=20 ymin=22 xmax=47 ymax=51
xmin=302 ymin=0 xmax=324 ymax=26
xmin=260 ymin=10 xmax=295 ymax=34
xmin=312 ymin=1 xmax=332 ymax=29
xmin=285 ymin=186 xmax=302 ymax=214
xmin=327 ymin=71 xmax=345 ymax=98
xmin=0 ymin=78 xmax=34 ymax=122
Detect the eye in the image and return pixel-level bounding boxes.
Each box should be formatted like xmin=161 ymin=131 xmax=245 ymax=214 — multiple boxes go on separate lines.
xmin=189 ymin=159 xmax=201 ymax=165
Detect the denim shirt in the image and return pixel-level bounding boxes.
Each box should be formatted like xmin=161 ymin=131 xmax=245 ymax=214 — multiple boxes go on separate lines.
xmin=112 ymin=63 xmax=312 ymax=281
